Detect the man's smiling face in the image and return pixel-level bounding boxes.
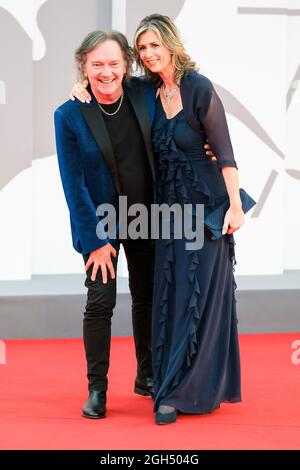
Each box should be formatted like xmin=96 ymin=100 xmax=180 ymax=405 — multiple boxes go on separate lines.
xmin=84 ymin=39 xmax=126 ymax=104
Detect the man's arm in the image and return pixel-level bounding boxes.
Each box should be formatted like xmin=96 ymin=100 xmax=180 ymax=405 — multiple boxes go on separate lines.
xmin=54 ymin=108 xmax=108 ymax=252
xmin=54 ymin=109 xmax=117 ymax=282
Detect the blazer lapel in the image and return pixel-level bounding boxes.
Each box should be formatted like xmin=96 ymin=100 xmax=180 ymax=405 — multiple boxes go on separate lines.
xmin=124 ymin=81 xmax=155 ymax=181
xmin=80 ymin=101 xmax=121 ymax=195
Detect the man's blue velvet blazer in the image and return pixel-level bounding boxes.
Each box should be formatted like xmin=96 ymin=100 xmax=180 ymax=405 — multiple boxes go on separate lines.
xmin=54 ymin=77 xmax=156 ymax=254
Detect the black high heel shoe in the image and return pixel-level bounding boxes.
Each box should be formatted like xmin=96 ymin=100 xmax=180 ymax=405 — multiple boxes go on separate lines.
xmin=155 ymin=406 xmax=177 ymax=425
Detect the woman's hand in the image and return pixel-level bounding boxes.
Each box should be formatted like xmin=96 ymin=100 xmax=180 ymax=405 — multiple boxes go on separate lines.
xmin=222 ymin=206 xmax=245 ymax=235
xmin=204 ymin=143 xmax=217 ymax=161
xmin=69 ymin=78 xmax=91 ymax=103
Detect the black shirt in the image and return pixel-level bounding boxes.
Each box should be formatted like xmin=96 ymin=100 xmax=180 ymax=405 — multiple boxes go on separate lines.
xmin=99 ymin=92 xmax=153 ymax=211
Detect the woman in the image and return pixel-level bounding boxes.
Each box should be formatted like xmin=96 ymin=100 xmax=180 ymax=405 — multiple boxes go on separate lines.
xmin=71 ymin=14 xmax=245 ymax=425
xmin=134 ymin=14 xmax=244 ymax=424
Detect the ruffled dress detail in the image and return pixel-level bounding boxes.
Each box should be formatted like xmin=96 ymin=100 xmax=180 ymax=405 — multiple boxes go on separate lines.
xmin=152 ymin=100 xmax=241 ymax=414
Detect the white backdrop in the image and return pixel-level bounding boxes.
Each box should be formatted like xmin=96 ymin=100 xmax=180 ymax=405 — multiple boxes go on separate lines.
xmin=0 ymin=0 xmax=299 ymax=279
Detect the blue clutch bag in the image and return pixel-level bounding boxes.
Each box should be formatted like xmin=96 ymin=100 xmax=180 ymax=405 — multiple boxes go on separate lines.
xmin=204 ymin=188 xmax=256 ymax=240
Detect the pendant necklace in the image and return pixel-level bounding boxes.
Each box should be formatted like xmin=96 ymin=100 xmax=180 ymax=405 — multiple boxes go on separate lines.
xmin=161 ymin=84 xmax=178 ymax=117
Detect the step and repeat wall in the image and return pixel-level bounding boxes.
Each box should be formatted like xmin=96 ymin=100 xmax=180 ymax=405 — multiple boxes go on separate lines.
xmin=0 ymin=0 xmax=299 ymax=279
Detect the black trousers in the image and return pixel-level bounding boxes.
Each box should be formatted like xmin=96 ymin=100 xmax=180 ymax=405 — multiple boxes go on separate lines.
xmin=83 ymin=239 xmax=154 ymax=392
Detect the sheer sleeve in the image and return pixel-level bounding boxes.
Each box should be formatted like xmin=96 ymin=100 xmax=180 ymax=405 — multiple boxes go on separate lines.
xmin=200 ymin=86 xmax=238 ymax=171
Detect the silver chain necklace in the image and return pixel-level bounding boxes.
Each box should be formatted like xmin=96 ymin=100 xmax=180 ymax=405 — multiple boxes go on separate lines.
xmin=97 ymin=90 xmax=124 ymax=116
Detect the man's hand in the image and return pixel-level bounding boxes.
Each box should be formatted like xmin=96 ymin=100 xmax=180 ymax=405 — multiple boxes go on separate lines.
xmin=85 ymin=243 xmax=117 ymax=283
xmin=69 ymin=78 xmax=91 ymax=103
xmin=204 ymin=143 xmax=217 ymax=161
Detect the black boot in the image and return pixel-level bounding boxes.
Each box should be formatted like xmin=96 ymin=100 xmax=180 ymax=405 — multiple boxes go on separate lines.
xmin=134 ymin=376 xmax=154 ymax=397
xmin=82 ymin=391 xmax=106 ymax=419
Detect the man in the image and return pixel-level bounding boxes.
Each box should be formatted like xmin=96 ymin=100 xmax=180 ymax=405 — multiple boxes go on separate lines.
xmin=55 ymin=30 xmax=215 ymax=419
xmin=55 ymin=30 xmax=157 ymax=419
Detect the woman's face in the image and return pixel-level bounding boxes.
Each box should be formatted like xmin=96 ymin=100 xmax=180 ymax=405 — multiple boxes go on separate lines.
xmin=137 ymin=29 xmax=173 ymax=76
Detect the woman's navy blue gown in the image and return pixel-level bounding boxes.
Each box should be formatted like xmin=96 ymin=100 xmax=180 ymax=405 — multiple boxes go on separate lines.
xmin=152 ymin=93 xmax=241 ymax=414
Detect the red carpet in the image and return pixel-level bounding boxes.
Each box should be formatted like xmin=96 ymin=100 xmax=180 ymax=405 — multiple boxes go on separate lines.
xmin=0 ymin=333 xmax=299 ymax=450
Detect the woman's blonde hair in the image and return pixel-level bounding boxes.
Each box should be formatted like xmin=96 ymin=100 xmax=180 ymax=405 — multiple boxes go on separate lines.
xmin=134 ymin=14 xmax=198 ymax=84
